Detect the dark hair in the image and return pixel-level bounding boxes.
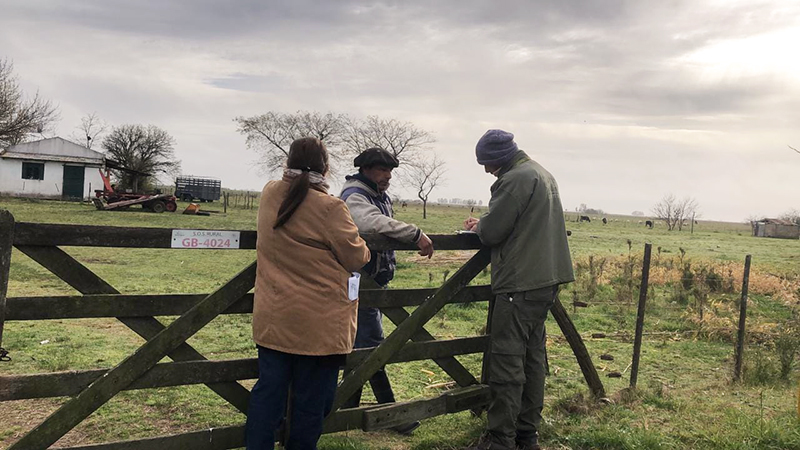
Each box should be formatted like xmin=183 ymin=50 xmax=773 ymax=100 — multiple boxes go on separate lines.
xmin=274 ymin=137 xmax=329 ymax=229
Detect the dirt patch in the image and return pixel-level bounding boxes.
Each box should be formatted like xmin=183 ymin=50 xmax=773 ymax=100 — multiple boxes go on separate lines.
xmin=0 ymin=398 xmax=94 ymax=449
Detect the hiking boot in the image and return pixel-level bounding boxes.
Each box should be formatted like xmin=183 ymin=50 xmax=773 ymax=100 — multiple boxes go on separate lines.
xmin=392 ymin=421 xmax=421 ymax=436
xmin=515 ymin=434 xmax=541 ymax=450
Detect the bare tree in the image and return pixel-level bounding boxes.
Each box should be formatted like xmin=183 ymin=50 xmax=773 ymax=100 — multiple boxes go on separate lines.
xmin=675 ymin=197 xmax=699 ymax=231
xmin=0 ymin=58 xmax=59 ymax=147
xmin=341 ymin=115 xmax=434 ymax=163
xmin=234 ymin=111 xmax=346 ymax=174
xmin=409 ymin=154 xmax=446 ymax=219
xmin=69 ymin=112 xmax=107 ymax=149
xmin=780 ymin=209 xmax=800 ymax=225
xmin=102 ymin=124 xmax=180 ymax=192
xmin=652 ymin=194 xmax=699 ymax=231
xmin=789 ymin=145 xmax=799 ymax=155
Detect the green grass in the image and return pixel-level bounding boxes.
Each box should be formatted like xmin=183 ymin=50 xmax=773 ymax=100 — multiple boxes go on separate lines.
xmin=1 ymin=197 xmax=800 ymax=449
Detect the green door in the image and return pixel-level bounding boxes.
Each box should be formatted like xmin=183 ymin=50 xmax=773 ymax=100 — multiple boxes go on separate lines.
xmin=62 ymin=165 xmax=85 ymax=200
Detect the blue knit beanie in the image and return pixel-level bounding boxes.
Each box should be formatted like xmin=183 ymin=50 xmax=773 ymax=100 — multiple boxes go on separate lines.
xmin=475 ymin=129 xmax=518 ymax=166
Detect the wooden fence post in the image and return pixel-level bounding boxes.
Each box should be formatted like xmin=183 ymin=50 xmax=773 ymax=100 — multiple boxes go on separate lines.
xmin=550 ymin=299 xmax=605 ymax=398
xmin=0 ymin=210 xmax=14 ymax=362
xmin=733 ymin=254 xmax=752 ymax=382
xmin=629 ymin=243 xmax=652 ymax=388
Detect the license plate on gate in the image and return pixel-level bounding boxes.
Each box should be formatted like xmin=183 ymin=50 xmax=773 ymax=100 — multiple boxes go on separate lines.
xmin=171 ymin=230 xmax=241 ymax=249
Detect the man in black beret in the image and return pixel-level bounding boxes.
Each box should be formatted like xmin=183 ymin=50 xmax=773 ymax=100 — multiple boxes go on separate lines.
xmin=340 ymin=147 xmax=434 ymax=435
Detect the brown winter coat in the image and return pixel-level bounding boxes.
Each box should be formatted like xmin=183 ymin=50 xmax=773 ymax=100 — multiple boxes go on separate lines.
xmin=253 ymin=180 xmax=371 ymax=356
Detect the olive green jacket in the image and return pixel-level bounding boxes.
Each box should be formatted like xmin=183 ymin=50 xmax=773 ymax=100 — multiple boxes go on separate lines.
xmin=476 ymin=151 xmax=574 ymax=293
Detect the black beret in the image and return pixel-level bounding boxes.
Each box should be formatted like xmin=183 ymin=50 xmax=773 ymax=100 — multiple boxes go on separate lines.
xmin=354 ymin=147 xmax=399 ymax=168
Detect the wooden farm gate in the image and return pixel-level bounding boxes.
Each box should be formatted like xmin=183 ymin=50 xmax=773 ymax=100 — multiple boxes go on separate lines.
xmin=0 ymin=210 xmax=604 ymax=449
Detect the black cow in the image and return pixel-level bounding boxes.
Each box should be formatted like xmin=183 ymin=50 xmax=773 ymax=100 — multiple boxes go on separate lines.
xmin=645 ymin=220 xmax=653 ymax=228
xmin=579 ymin=215 xmax=591 ymax=223
xmin=602 ymin=217 xmax=608 ymax=225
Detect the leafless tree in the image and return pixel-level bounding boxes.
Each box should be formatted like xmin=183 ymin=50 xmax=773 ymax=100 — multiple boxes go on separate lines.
xmin=102 ymin=124 xmax=180 ymax=192
xmin=780 ymin=209 xmax=800 ymax=225
xmin=409 ymin=154 xmax=446 ymax=219
xmin=652 ymin=194 xmax=699 ymax=231
xmin=789 ymin=145 xmax=799 ymax=155
xmin=234 ymin=111 xmax=346 ymax=175
xmin=0 ymin=58 xmax=59 ymax=147
xmin=69 ymin=112 xmax=107 ymax=149
xmin=341 ymin=115 xmax=434 ymax=163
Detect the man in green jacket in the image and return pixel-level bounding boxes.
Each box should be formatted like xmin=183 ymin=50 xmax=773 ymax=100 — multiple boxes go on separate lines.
xmin=464 ymin=129 xmax=574 ymax=450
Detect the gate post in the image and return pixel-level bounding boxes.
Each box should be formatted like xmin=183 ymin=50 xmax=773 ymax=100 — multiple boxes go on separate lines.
xmin=0 ymin=210 xmax=14 ymax=362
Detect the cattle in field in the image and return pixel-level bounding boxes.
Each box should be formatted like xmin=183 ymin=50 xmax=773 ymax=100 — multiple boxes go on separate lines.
xmin=580 ymin=215 xmax=591 ymax=222
xmin=645 ymin=220 xmax=653 ymax=228
xmin=602 ymin=217 xmax=608 ymax=224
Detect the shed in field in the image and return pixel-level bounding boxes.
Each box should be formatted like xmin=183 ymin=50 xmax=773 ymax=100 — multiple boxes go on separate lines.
xmin=0 ymin=137 xmax=105 ymax=200
xmin=753 ymin=218 xmax=800 ymax=239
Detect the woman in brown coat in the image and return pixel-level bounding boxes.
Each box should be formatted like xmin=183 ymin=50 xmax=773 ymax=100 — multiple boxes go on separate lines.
xmin=245 ymin=138 xmax=370 ymax=450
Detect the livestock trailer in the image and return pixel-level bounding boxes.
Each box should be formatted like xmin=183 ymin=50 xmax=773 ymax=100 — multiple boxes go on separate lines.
xmin=175 ymin=175 xmax=221 ymax=202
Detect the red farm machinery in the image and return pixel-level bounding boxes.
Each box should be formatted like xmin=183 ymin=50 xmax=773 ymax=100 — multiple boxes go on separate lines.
xmin=92 ymin=166 xmax=177 ymax=213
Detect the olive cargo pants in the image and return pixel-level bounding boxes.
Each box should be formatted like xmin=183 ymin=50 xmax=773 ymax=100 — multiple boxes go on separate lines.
xmin=486 ymin=285 xmax=557 ymax=449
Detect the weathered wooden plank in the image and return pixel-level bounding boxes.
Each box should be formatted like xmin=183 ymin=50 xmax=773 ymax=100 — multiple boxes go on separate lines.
xmin=60 ymin=426 xmax=246 ymax=450
xmin=363 ymin=384 xmax=490 ymax=431
xmin=0 ymin=210 xmax=14 ymax=360
xmin=332 ymin=248 xmax=491 ymax=411
xmin=550 ymin=297 xmax=606 ymax=398
xmin=15 ymin=246 xmax=252 ymax=414
xmin=13 ymin=222 xmax=482 ymax=250
xmin=8 ymin=262 xmax=257 ymax=450
xmin=2 ymin=337 xmax=489 ymax=401
xmin=381 ymin=306 xmax=478 ymax=387
xmin=58 ymin=387 xmax=490 ymax=450
xmin=5 ymin=285 xmax=492 ymax=321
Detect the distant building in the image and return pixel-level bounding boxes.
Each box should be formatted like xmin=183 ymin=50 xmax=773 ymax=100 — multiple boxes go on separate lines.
xmin=753 ymin=218 xmax=800 ymax=239
xmin=0 ymin=137 xmax=105 ymax=200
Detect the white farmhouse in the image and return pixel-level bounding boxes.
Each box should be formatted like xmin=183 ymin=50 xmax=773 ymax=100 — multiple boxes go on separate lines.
xmin=0 ymin=137 xmax=105 ymax=200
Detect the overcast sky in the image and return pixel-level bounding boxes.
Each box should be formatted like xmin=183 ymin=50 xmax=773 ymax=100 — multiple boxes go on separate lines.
xmin=2 ymin=0 xmax=798 ymax=221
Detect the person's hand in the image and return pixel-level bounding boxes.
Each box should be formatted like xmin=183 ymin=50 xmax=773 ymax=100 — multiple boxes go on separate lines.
xmin=464 ymin=217 xmax=479 ymax=231
xmin=417 ymin=232 xmax=434 ymax=259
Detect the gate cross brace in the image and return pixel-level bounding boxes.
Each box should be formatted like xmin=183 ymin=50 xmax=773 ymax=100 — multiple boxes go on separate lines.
xmin=9 ymin=250 xmax=257 ymax=450
xmin=16 ymin=246 xmax=252 ymax=413
xmin=357 ymin=274 xmax=478 ymax=389
xmin=332 ymin=248 xmax=491 ymax=411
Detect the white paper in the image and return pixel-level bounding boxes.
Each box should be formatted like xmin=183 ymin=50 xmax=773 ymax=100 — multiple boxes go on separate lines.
xmin=348 ymin=272 xmax=361 ymax=301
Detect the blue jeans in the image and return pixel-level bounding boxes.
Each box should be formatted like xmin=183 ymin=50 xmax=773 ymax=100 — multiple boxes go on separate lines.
xmin=245 ymin=346 xmax=340 ymax=450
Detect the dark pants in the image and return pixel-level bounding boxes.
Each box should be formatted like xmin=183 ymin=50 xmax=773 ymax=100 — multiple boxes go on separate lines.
xmin=486 ymin=286 xmax=557 ymax=449
xmin=245 ymin=346 xmax=339 ymax=450
xmin=343 ymin=306 xmax=398 ymax=408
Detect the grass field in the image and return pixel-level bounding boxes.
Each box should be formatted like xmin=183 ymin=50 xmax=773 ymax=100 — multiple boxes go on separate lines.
xmin=1 ymin=196 xmax=800 ymax=449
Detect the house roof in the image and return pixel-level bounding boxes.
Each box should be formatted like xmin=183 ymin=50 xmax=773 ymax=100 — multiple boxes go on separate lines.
xmin=758 ymin=218 xmax=797 ymax=226
xmin=0 ymin=137 xmax=105 ymax=164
